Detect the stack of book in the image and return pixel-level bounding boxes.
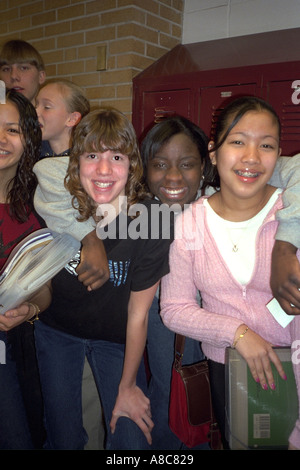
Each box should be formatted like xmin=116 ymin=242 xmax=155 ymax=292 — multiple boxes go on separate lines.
xmin=0 ymin=228 xmax=80 ymax=314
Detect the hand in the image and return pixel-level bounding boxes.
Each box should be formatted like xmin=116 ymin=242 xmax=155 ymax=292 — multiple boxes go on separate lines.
xmin=110 ymin=385 xmax=154 ymax=445
xmin=234 ymin=325 xmax=287 ymax=390
xmin=0 ymin=302 xmax=33 ymax=332
xmin=77 ymin=230 xmax=109 ymax=291
xmin=270 ymin=240 xmax=300 ymax=315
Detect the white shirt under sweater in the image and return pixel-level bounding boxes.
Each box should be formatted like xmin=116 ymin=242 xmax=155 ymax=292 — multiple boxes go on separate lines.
xmin=203 ymin=188 xmax=283 ymax=285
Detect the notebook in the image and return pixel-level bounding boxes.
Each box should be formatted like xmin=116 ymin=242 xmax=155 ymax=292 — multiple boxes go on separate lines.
xmin=0 ymin=228 xmax=80 ymax=314
xmin=225 ymin=347 xmax=298 ymax=449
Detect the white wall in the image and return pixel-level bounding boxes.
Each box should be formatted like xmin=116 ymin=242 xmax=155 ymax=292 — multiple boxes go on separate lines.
xmin=183 ymin=0 xmax=300 ymax=44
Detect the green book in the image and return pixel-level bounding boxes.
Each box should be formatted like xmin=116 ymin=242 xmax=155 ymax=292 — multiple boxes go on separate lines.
xmin=225 ymin=347 xmax=298 ymax=450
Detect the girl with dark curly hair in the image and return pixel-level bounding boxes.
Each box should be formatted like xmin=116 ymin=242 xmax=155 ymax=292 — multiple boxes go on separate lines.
xmin=0 ymin=89 xmax=51 ymax=449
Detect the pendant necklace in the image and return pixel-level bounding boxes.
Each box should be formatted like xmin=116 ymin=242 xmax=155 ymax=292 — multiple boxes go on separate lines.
xmin=226 ymin=221 xmax=251 ymax=253
xmin=232 ymin=242 xmax=239 ymax=253
xmin=214 ymin=193 xmax=257 ymax=253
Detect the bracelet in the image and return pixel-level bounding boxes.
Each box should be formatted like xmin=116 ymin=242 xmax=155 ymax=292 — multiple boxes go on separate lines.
xmin=27 ymin=303 xmax=40 ymax=324
xmin=232 ymin=326 xmax=249 ymax=348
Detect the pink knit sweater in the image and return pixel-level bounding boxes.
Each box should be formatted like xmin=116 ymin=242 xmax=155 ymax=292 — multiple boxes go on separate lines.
xmin=160 ymin=193 xmax=300 ymax=448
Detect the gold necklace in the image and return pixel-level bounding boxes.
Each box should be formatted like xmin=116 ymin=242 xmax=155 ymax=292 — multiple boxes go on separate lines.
xmin=232 ymin=243 xmax=239 ymax=253
xmin=226 ymin=221 xmax=252 ymax=253
xmin=212 ymin=193 xmax=263 ymax=252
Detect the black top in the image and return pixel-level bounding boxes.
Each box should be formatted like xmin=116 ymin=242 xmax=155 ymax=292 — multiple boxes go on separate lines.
xmin=39 ymin=141 xmax=70 ymax=159
xmin=40 ymin=198 xmax=173 ymax=343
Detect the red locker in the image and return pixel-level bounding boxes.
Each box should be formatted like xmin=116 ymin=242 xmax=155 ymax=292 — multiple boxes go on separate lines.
xmin=132 ymin=32 xmax=300 ymax=156
xmin=198 ymin=83 xmax=259 ymax=139
xmin=266 ymin=80 xmax=300 ymax=156
xmin=138 ymin=88 xmax=193 ymax=141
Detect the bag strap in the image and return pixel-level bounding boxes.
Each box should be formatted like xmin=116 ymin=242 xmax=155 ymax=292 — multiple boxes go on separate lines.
xmin=174 ymin=333 xmax=185 ymax=355
xmin=174 ymin=334 xmax=186 ymax=369
xmin=174 ymin=333 xmax=222 ymax=448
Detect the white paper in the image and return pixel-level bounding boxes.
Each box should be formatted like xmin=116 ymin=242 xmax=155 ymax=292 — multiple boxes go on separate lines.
xmin=267 ymin=298 xmax=295 ymax=328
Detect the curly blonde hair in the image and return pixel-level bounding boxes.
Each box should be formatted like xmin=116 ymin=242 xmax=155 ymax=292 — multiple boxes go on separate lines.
xmin=65 ymin=107 xmax=149 ymax=221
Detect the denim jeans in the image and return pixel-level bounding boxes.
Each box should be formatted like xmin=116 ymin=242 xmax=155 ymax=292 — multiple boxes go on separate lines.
xmin=34 ymin=320 xmax=151 ymax=450
xmin=0 ymin=332 xmax=34 ymax=449
xmin=147 ymin=296 xmax=208 ymax=450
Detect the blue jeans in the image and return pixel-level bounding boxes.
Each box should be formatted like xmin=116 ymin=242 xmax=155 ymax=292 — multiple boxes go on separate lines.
xmin=0 ymin=332 xmax=34 ymax=449
xmin=34 ymin=321 xmax=151 ymax=450
xmin=147 ymin=296 xmax=207 ymax=450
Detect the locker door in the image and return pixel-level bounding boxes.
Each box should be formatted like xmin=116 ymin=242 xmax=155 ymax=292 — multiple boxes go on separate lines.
xmin=266 ymin=80 xmax=300 ymax=156
xmin=199 ymin=83 xmax=258 ymax=139
xmin=140 ymin=88 xmax=193 ymax=138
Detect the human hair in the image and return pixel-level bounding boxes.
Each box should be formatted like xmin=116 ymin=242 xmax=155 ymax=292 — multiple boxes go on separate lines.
xmin=0 ymin=39 xmax=45 ymax=71
xmin=209 ymin=96 xmax=281 ymax=188
xmin=4 ymin=89 xmax=42 ymax=222
xmin=65 ymin=107 xmax=149 ymax=221
xmin=39 ymin=78 xmax=90 ymax=118
xmin=140 ymin=116 xmax=213 ymax=193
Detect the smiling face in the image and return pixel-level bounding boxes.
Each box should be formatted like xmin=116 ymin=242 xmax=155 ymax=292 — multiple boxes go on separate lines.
xmin=210 ymin=110 xmax=281 ymax=204
xmin=0 ymin=100 xmax=23 ymax=178
xmin=146 ymin=133 xmax=203 ymax=207
xmin=0 ymin=63 xmax=45 ymax=103
xmin=79 ymin=149 xmax=130 ymax=214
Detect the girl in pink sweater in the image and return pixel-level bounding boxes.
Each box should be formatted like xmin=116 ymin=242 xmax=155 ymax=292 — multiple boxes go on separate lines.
xmin=160 ymin=96 xmax=300 ymax=450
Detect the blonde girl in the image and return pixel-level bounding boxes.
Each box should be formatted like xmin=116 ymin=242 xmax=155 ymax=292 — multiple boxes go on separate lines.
xmin=35 ymin=78 xmax=90 ymax=157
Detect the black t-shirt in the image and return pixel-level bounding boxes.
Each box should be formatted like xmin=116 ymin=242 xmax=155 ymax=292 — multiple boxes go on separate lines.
xmin=39 ymin=141 xmax=70 ymax=159
xmin=40 ymin=198 xmax=173 ymax=343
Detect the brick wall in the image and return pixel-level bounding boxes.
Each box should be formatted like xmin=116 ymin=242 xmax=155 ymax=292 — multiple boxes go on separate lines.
xmin=0 ymin=0 xmax=183 ymax=118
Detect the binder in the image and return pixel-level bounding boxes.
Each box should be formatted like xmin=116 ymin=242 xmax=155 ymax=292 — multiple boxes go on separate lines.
xmin=0 ymin=228 xmax=80 ymax=314
xmin=225 ymin=347 xmax=298 ymax=449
